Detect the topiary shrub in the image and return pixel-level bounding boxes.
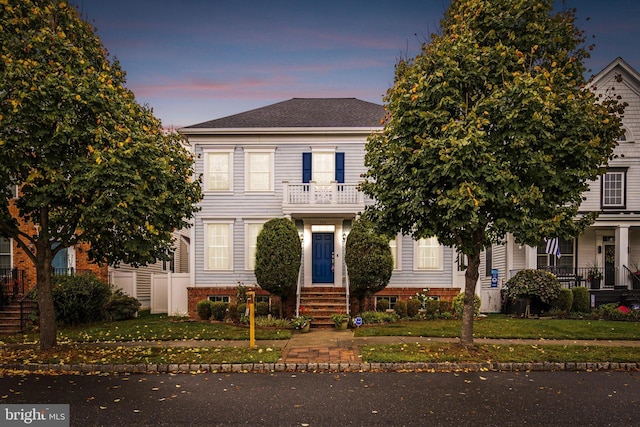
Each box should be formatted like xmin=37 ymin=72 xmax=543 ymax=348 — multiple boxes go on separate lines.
xmin=504 ymin=269 xmax=561 ymax=317
xmin=452 ymin=293 xmax=481 ymax=318
xmin=210 ymin=302 xmax=229 ymax=321
xmin=345 ymin=217 xmax=394 ymax=313
xmin=394 ymin=300 xmax=408 ymax=318
xmin=104 ymin=289 xmax=141 ymax=321
xmin=376 ymin=299 xmax=390 ymax=312
xmin=255 ymin=218 xmax=301 ymax=318
xmin=571 ymin=287 xmax=591 ymax=313
xmin=51 ymin=273 xmax=112 ymax=326
xmin=407 ymin=298 xmax=422 ymax=317
xmin=551 ymin=288 xmax=573 ymax=313
xmin=196 ymin=300 xmax=213 ymax=320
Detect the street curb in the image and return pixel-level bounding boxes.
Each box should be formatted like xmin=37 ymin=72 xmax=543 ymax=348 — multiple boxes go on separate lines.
xmin=1 ymin=361 xmax=639 ymax=374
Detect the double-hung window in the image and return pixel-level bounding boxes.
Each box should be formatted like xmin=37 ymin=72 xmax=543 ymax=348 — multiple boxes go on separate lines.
xmin=0 ymin=237 xmax=11 ymax=270
xmin=245 ymin=221 xmax=265 ymax=270
xmin=302 ymin=151 xmax=345 ymax=184
xmin=204 ymin=149 xmax=233 ymax=191
xmin=415 ymin=237 xmax=442 ymax=270
xmin=601 ymin=168 xmax=627 ymax=209
xmin=245 ymin=149 xmax=274 ymax=192
xmin=205 ymin=221 xmax=233 ymax=270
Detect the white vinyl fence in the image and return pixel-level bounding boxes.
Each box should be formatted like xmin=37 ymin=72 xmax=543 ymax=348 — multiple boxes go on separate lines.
xmin=151 ymin=272 xmax=190 ymax=316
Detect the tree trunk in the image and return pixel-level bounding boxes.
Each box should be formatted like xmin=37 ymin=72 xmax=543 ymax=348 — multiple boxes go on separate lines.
xmin=36 ymin=238 xmax=57 ymax=350
xmin=460 ymin=251 xmax=481 ymax=347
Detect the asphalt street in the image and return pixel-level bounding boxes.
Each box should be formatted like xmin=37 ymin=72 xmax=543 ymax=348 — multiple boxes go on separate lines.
xmin=1 ymin=370 xmax=639 ymax=426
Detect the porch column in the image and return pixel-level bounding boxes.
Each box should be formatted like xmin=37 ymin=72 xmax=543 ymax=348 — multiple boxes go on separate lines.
xmin=615 ymin=225 xmax=630 ymax=287
xmin=525 ymin=245 xmax=537 ymax=270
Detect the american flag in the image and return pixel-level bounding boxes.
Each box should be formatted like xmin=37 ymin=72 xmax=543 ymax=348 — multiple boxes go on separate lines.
xmin=545 ymin=238 xmax=561 ymax=258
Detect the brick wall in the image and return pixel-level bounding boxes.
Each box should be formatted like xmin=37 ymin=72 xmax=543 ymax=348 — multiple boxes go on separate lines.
xmin=188 ymin=286 xmax=461 ymax=319
xmin=9 ymin=199 xmax=108 ymax=293
xmin=187 ymin=286 xmax=276 ymax=318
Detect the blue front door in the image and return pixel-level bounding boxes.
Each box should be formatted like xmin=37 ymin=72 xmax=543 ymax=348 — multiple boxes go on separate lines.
xmin=312 ymin=233 xmax=334 ymax=283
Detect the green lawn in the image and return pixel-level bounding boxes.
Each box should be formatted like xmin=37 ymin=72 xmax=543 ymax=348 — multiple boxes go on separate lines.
xmin=360 ymin=342 xmax=640 ymax=363
xmin=354 ymin=314 xmax=640 ymax=340
xmin=0 ymin=313 xmax=291 ymax=344
xmin=2 ymin=313 xmax=640 ymax=366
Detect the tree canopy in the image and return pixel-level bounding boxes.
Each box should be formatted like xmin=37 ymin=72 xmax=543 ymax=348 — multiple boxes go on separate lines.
xmin=0 ymin=1 xmax=202 ymax=349
xmin=361 ymin=0 xmax=624 ymax=345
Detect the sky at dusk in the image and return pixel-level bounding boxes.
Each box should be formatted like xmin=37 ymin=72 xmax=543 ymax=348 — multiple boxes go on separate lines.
xmin=78 ymin=0 xmax=640 ymax=129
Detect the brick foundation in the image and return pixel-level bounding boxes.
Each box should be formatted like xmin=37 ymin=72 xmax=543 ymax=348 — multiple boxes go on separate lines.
xmin=188 ymin=286 xmax=461 ymax=319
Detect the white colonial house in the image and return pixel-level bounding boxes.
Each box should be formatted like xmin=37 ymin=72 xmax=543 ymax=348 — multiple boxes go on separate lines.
xmin=482 ymin=57 xmax=640 ymax=312
xmin=179 ymin=58 xmax=640 ymax=323
xmin=179 ymin=98 xmax=462 ymax=324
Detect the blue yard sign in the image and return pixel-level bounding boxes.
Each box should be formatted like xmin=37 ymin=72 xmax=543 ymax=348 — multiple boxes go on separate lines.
xmin=491 ymin=269 xmax=499 ymax=288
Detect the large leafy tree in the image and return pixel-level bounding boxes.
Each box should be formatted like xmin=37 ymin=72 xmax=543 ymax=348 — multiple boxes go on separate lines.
xmin=345 ymin=217 xmax=393 ymax=313
xmin=0 ymin=1 xmax=202 ymax=349
xmin=361 ymin=0 xmax=624 ymax=346
xmin=255 ymin=218 xmax=301 ymax=317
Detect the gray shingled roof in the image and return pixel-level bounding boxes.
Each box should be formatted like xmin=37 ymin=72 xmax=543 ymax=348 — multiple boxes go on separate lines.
xmin=184 ymin=98 xmax=385 ymax=128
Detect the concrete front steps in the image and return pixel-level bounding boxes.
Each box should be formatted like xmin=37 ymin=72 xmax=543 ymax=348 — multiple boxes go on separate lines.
xmin=299 ymin=287 xmax=348 ymax=328
xmin=0 ymin=301 xmax=24 ymax=334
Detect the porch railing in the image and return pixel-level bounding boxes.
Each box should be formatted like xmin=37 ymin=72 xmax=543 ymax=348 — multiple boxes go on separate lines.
xmin=623 ymin=265 xmax=640 ymax=290
xmin=283 ymin=181 xmax=363 ymax=205
xmin=509 ymin=266 xmax=617 ymax=289
xmin=1 ymin=268 xmax=25 ymax=309
xmin=19 ymin=294 xmax=37 ymax=331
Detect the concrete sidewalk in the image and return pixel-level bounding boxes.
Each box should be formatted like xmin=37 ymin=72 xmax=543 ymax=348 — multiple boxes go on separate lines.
xmin=3 ymin=328 xmax=640 ymax=373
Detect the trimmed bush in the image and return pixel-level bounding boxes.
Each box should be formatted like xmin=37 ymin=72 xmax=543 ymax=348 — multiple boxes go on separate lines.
xmin=394 ymin=300 xmax=408 ymax=317
xmin=551 ymin=288 xmax=573 ymax=313
xmin=256 ymin=301 xmax=269 ymax=317
xmin=504 ymin=269 xmax=562 ymax=304
xmin=196 ymin=300 xmax=213 ymax=320
xmin=451 ymin=293 xmax=481 ymax=318
xmin=345 ymin=217 xmax=393 ymax=312
xmin=210 ymin=302 xmax=229 ymax=321
xmin=359 ymin=310 xmax=399 ymax=324
xmin=51 ymin=273 xmax=112 ymax=326
xmin=376 ymin=299 xmax=390 ymax=312
xmin=407 ymin=298 xmax=422 ymax=317
xmin=227 ymin=303 xmax=239 ymax=322
xmin=104 ymin=289 xmax=141 ymax=321
xmin=255 ymin=218 xmax=301 ymax=317
xmin=572 ymin=287 xmax=591 ymax=313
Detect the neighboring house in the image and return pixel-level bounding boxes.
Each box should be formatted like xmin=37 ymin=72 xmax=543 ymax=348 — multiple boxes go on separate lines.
xmin=108 ymin=228 xmax=191 ymax=311
xmin=0 ymin=188 xmax=109 ymax=332
xmin=484 ymin=57 xmax=640 ymax=312
xmin=180 ymin=98 xmax=462 ymax=322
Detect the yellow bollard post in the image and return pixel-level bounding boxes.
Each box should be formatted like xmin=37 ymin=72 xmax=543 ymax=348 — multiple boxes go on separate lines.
xmin=247 ymin=291 xmax=255 ymax=349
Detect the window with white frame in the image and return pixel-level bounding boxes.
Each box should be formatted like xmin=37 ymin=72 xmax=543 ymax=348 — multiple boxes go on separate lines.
xmin=204 ymin=150 xmax=233 ymax=191
xmin=0 ymin=237 xmax=11 ymax=270
xmin=205 ymin=222 xmax=233 ymax=270
xmin=312 ymin=152 xmax=335 ymax=184
xmin=245 ymin=149 xmax=274 ymax=192
xmin=208 ymin=295 xmax=230 ymax=303
xmin=415 ymin=237 xmax=442 ymax=270
xmin=245 ymin=221 xmax=265 ymax=270
xmin=601 ymin=169 xmax=626 ymax=208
